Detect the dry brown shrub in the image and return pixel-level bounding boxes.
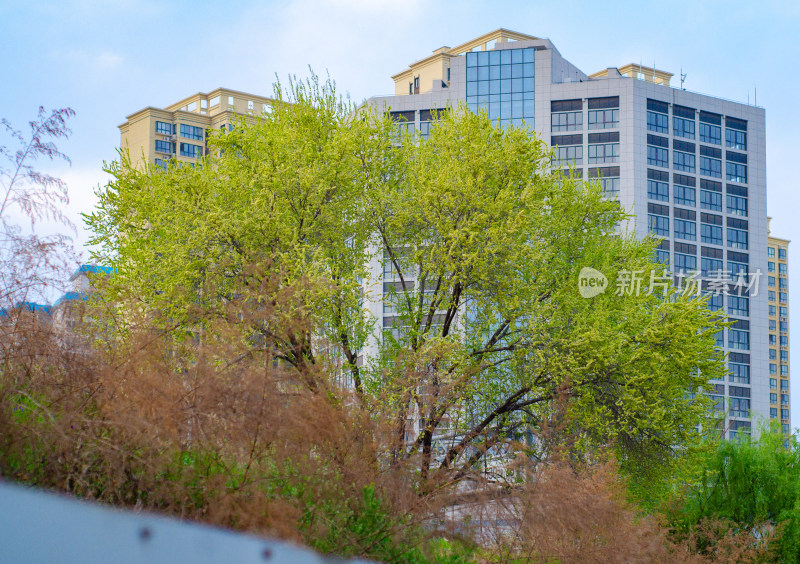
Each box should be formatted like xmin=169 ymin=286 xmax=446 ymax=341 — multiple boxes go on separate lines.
xmin=0 ymin=269 xmax=448 ymax=561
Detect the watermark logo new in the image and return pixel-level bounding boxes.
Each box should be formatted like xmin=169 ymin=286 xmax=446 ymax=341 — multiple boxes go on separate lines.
xmin=578 ymin=267 xmax=608 ymax=298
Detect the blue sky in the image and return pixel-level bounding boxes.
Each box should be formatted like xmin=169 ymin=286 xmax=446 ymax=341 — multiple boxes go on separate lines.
xmin=2 ymin=0 xmax=800 ymax=421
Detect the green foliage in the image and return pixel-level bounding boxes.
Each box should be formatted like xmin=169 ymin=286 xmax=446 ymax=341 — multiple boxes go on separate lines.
xmin=667 ymin=425 xmax=800 ymax=562
xmin=85 ymin=73 xmax=726 ymax=505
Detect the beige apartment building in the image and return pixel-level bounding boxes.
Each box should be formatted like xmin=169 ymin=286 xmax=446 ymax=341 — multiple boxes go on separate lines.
xmin=767 ymin=218 xmax=791 ymax=434
xmin=119 ymin=88 xmax=273 ymax=169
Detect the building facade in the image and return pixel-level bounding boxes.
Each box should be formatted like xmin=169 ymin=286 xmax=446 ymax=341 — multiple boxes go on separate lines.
xmin=119 ymin=88 xmax=274 ymax=169
xmin=367 ymin=29 xmax=769 ymax=438
xmin=767 ymin=218 xmax=791 ymax=434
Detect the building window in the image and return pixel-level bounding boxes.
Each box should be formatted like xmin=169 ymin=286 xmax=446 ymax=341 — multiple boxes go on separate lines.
xmin=673 ymin=184 xmax=694 ymax=207
xmin=209 ymin=95 xmax=220 ymax=107
xmin=647 ymin=111 xmax=668 ymax=133
xmin=180 ymin=124 xmax=204 ymax=141
xmin=728 ymin=329 xmax=749 ymax=350
xmin=673 ymin=116 xmax=695 ymax=139
xmin=700 ymin=190 xmax=722 ymax=211
xmin=771 ymin=378 xmax=778 ymax=389
xmin=727 ymin=228 xmax=748 ymax=250
xmin=707 ymin=391 xmax=725 ymax=412
xmin=466 ymin=48 xmax=536 ymax=128
xmin=769 ymin=292 xmax=776 ymax=304
xmin=779 ymin=248 xmax=787 ymax=260
xmin=699 ymin=156 xmax=722 ymax=178
xmin=782 ymin=380 xmax=790 ymax=390
xmin=588 ymin=109 xmax=619 ymax=130
xmin=781 ymin=306 xmax=788 ymax=316
xmin=701 ymin=257 xmax=722 ymax=277
xmin=726 ymin=128 xmax=747 ymax=150
xmin=700 ymin=123 xmax=721 ymax=145
xmin=180 ymin=143 xmax=202 ymax=158
xmin=553 ymin=145 xmax=582 ymax=166
xmin=781 ymin=365 xmax=789 ymax=376
xmin=729 ymin=362 xmax=750 ymax=384
xmin=155 ymin=140 xmax=173 ymax=154
xmin=780 ymin=293 xmax=788 ymax=304
xmin=647 ymin=146 xmax=668 ymax=167
xmin=598 ymin=177 xmax=620 ymax=198
xmin=155 ymin=121 xmax=172 ymax=135
xmin=551 ymin=111 xmax=582 ymax=131
xmin=674 ymin=218 xmax=696 ymax=241
xmin=673 ymin=151 xmax=695 ymax=173
xmin=707 ymin=293 xmax=723 ymax=313
xmin=647 ymin=180 xmax=668 ymax=202
xmin=726 ymin=162 xmax=747 ymax=183
xmin=154 ymin=158 xmax=167 ymax=170
xmin=768 ymin=247 xmax=776 ymax=258
xmin=674 ymin=253 xmax=696 ymax=273
xmin=648 ymin=215 xmax=669 ymax=237
xmin=588 ymin=143 xmax=619 ymax=164
xmin=779 ymin=263 xmax=787 ymax=274
xmin=771 ymin=393 xmax=778 ymax=403
xmin=729 ymin=260 xmax=748 ymax=280
xmin=728 ymin=296 xmax=749 ymax=317
xmin=701 ymin=224 xmax=722 ymax=246
xmin=769 ymin=276 xmax=776 ymax=287
xmin=768 ymin=261 xmax=776 ymax=273
xmin=729 ymin=397 xmax=750 ymax=418
xmin=771 ymin=408 xmax=778 ymax=418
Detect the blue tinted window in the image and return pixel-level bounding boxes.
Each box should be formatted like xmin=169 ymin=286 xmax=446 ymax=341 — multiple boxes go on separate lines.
xmin=674 ymin=184 xmax=695 ymax=206
xmin=674 ymin=218 xmax=696 ymax=241
xmin=180 ymin=124 xmax=204 ymax=140
xmin=673 ymin=151 xmax=695 ymax=173
xmin=700 ymin=156 xmax=722 ymax=178
xmin=700 ymin=190 xmax=722 ymax=211
xmin=647 ymin=111 xmax=668 ymax=133
xmin=155 ymin=121 xmax=172 ymax=135
xmin=700 ymin=123 xmax=721 ymax=145
xmin=648 ymin=214 xmax=669 ymax=236
xmin=648 ymin=180 xmax=668 ymax=202
xmin=180 ymin=143 xmax=202 ymax=158
xmin=466 ymin=48 xmax=534 ymax=126
xmin=155 ymin=140 xmax=173 ymax=154
xmin=674 ymin=116 xmax=695 ymax=139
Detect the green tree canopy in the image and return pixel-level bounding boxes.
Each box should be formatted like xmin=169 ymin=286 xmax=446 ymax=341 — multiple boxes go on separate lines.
xmin=85 ymin=76 xmax=726 ymax=490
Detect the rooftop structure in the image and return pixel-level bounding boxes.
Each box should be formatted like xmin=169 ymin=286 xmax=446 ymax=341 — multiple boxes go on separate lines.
xmin=119 ymin=88 xmax=274 ymax=170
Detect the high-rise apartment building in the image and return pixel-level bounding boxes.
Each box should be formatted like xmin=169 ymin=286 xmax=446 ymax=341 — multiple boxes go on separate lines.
xmin=767 ymin=218 xmax=790 ymax=434
xmin=119 ymin=88 xmax=273 ymax=169
xmin=366 ymin=29 xmax=769 ymax=437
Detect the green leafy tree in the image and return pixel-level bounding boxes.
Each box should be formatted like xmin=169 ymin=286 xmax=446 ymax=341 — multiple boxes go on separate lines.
xmin=667 ymin=426 xmax=800 ymax=562
xmin=85 ymin=76 xmax=726 ymax=492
